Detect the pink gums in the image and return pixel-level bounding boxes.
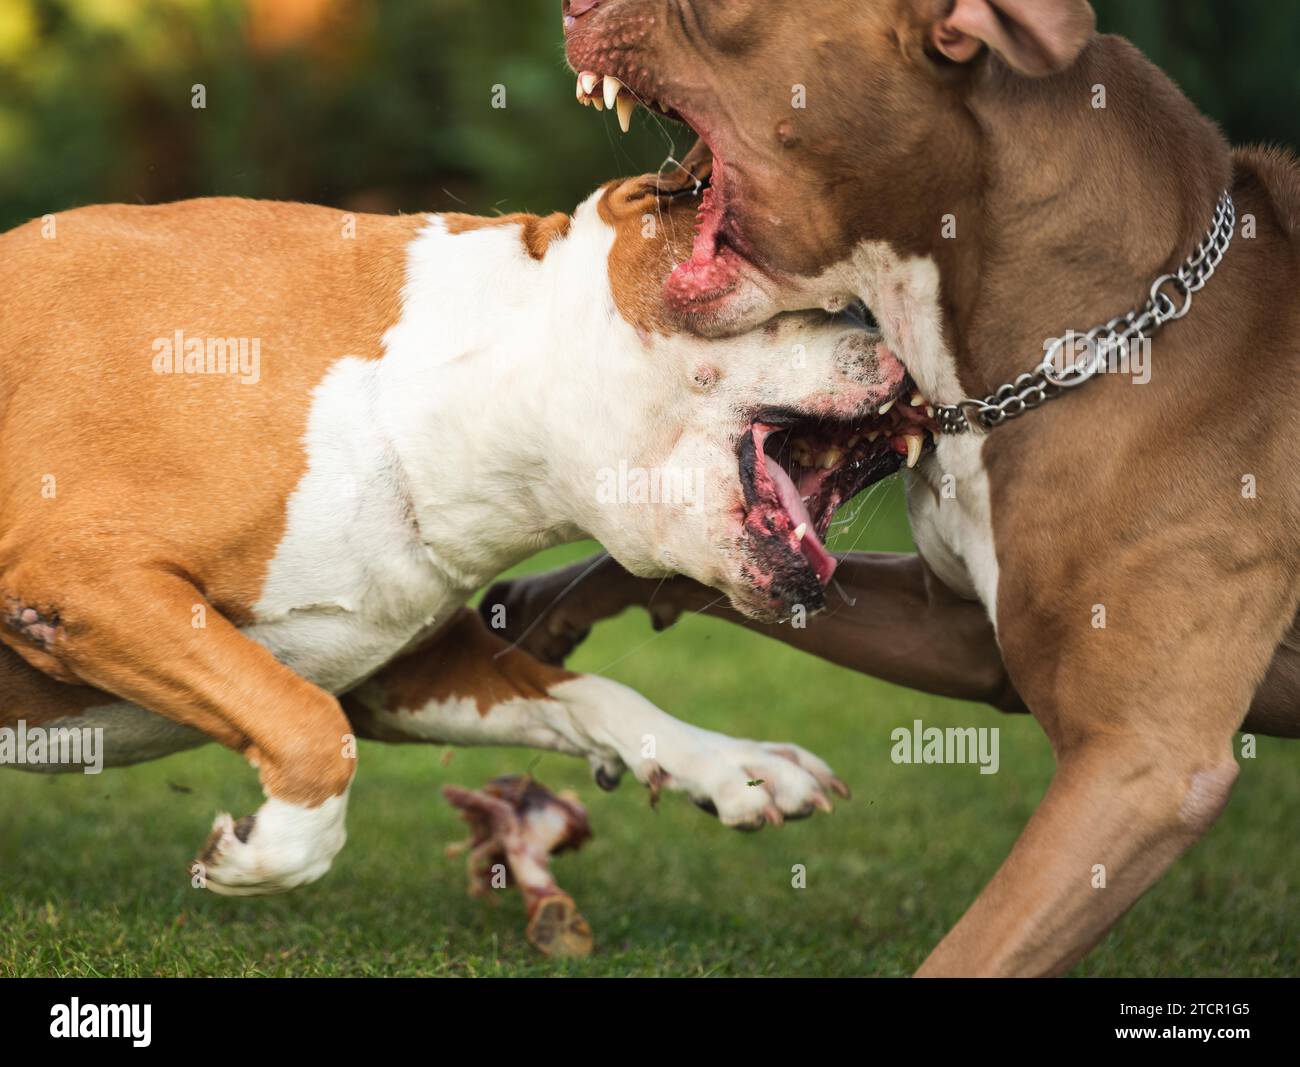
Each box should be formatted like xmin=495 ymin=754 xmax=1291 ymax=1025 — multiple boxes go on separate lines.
xmin=663 ymin=161 xmax=745 ymax=311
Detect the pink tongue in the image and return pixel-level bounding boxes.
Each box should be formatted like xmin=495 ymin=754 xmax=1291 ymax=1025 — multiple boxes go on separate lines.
xmin=763 ymin=454 xmax=837 ymax=586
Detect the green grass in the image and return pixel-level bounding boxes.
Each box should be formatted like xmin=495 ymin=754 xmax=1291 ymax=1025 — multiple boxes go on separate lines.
xmin=1 ymin=479 xmax=1296 ymax=977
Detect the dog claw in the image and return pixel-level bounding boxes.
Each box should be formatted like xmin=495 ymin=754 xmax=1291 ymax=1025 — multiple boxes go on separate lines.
xmin=198 ymin=812 xmax=235 ymax=865
xmin=829 ymin=776 xmax=851 ymax=799
xmin=644 ymin=762 xmax=667 ymax=808
xmin=692 ymin=796 xmax=719 ymax=817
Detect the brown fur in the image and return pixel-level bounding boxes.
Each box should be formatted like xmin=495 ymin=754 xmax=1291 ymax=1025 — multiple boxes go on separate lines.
xmin=0 ymin=200 xmax=470 ymax=804
xmin=596 ymin=179 xmax=698 ymax=334
xmin=0 ymin=198 xmax=421 ymax=622
xmin=343 ymin=609 xmax=578 ymax=727
xmin=444 ymin=211 xmax=573 ymax=260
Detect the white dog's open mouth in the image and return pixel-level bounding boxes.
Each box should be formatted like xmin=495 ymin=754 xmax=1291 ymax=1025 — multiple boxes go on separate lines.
xmin=737 ymin=381 xmax=937 ymax=608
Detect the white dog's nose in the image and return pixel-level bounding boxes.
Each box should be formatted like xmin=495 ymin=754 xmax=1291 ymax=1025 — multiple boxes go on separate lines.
xmin=833 ymin=332 xmax=879 ymax=374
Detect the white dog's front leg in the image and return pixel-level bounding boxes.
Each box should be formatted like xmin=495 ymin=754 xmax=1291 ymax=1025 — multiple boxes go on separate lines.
xmin=345 ymin=611 xmax=847 ymax=829
xmin=544 ymin=674 xmax=849 ymax=828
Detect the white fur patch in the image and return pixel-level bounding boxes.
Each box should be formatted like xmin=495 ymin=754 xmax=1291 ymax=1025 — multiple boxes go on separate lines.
xmin=246 ymin=199 xmax=905 ymax=692
xmin=245 ymin=352 xmax=456 ymax=695
xmin=812 ymin=242 xmax=1002 ymax=625
xmin=197 ymin=791 xmax=349 ymax=896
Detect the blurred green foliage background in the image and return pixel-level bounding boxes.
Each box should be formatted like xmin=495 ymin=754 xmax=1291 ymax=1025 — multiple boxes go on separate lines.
xmin=0 ymin=0 xmax=1297 ymax=233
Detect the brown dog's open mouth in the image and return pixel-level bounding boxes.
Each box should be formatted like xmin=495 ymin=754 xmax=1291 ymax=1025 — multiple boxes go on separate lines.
xmin=571 ymin=62 xmax=752 ymax=314
xmin=739 ymin=382 xmax=938 ymax=602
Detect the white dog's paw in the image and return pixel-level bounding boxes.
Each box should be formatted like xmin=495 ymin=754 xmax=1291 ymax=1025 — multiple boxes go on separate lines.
xmin=191 ymin=793 xmax=348 ymax=896
xmin=547 ymin=675 xmax=848 ymax=830
xmin=635 ymin=734 xmax=850 ymax=830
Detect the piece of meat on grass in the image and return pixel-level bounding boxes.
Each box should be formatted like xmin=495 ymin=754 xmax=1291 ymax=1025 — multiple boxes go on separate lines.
xmin=444 ymin=775 xmax=593 ymax=958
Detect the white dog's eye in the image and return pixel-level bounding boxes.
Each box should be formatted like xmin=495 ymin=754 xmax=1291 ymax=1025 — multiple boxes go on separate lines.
xmin=844 ymin=300 xmax=879 ymax=331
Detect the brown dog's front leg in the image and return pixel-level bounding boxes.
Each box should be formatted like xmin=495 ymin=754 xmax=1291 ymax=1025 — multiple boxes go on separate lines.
xmin=916 ymin=733 xmax=1239 ymax=976
xmin=917 ymin=543 xmax=1289 ymax=977
xmin=483 ymin=551 xmax=1022 ymax=710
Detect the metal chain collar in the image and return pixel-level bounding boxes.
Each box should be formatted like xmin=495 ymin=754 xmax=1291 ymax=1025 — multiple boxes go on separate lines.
xmin=935 ymin=190 xmax=1236 ymax=435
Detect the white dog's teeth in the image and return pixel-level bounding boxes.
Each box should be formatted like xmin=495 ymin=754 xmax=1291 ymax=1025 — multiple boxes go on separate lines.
xmin=905 ymin=434 xmax=924 ymax=468
xmin=794 ymin=522 xmax=807 ymax=541
xmin=878 ymin=398 xmax=895 ymax=415
xmin=603 ymin=75 xmax=621 ymax=109
xmin=576 ymin=76 xmax=586 ymax=102
xmin=616 ymin=92 xmax=635 ymax=133
xmin=910 ymin=391 xmax=925 ymax=407
xmin=580 ymin=72 xmax=599 ymax=96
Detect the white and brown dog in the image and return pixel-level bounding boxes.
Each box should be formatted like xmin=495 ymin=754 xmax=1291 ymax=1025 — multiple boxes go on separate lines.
xmin=0 ymin=176 xmax=910 ymax=904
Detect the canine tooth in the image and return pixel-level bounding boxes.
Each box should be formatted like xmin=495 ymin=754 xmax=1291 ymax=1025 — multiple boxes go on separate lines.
xmin=926 ymin=405 xmax=936 ymax=418
xmin=905 ymin=434 xmax=923 ymax=469
xmin=910 ymin=392 xmax=924 ymax=407
xmin=576 ymin=76 xmax=586 ymax=102
xmin=794 ymin=523 xmax=807 ymax=541
xmin=616 ymin=92 xmax=635 ymax=133
xmin=580 ymin=72 xmax=599 ymax=96
xmin=603 ymin=75 xmax=622 ymax=110
xmin=878 ymin=399 xmax=895 ymax=415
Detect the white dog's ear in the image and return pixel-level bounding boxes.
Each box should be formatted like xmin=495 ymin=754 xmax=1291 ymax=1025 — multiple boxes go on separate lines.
xmin=931 ymin=0 xmax=1095 ymax=77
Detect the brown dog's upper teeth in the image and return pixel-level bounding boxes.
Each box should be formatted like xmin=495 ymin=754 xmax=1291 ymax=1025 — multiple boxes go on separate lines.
xmin=574 ymin=71 xmax=638 ymax=134
xmin=615 ymin=93 xmax=635 ymax=133
xmin=603 ymin=75 xmax=621 ymax=109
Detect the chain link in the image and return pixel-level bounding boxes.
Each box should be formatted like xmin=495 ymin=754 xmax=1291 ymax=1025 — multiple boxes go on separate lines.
xmin=936 ymin=190 xmax=1235 ymax=435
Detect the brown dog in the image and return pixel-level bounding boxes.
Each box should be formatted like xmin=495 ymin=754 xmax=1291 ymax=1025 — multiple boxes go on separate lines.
xmin=486 ymin=0 xmax=1300 ymax=975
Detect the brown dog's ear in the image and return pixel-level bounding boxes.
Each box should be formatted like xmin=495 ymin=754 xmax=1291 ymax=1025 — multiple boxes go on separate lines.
xmin=931 ymin=0 xmax=1095 ymax=77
